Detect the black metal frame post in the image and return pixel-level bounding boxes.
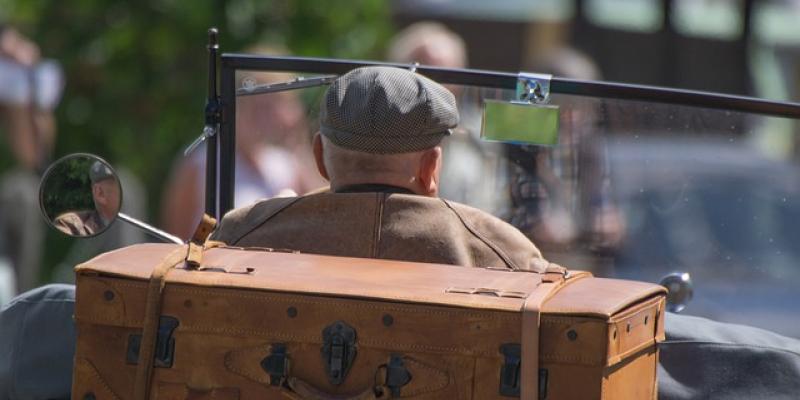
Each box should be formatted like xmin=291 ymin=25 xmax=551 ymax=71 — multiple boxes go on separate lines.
xmin=219 ymin=56 xmax=236 ymax=216
xmin=204 ymin=28 xmax=220 ymax=218
xmin=214 ymin=53 xmax=800 ymax=217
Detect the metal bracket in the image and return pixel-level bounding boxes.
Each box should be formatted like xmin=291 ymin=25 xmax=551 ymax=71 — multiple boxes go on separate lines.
xmin=517 ymin=73 xmax=552 ymax=104
xmin=499 ymin=343 xmax=521 ymax=397
xmin=385 ymin=355 xmax=412 ymax=397
xmin=126 ymin=316 xmax=179 ymax=368
xmin=261 ymin=343 xmax=290 ymax=386
xmin=321 ymin=321 xmax=357 ymax=386
xmin=235 ymin=75 xmax=337 ymax=97
xmin=498 ymin=343 xmax=548 ymax=398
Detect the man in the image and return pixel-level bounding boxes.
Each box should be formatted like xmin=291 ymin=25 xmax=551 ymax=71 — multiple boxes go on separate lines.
xmin=52 ymin=161 xmax=120 ymax=237
xmin=211 ymin=66 xmax=545 ymax=271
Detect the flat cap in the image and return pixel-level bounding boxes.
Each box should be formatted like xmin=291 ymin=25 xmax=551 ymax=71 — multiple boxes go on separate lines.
xmin=320 ymin=66 xmax=459 ymax=154
xmin=89 ymin=161 xmax=114 ymax=183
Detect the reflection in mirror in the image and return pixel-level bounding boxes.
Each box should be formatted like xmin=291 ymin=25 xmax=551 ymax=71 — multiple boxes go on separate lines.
xmin=39 ymin=154 xmax=122 ymax=238
xmin=481 ymin=100 xmax=560 ymax=145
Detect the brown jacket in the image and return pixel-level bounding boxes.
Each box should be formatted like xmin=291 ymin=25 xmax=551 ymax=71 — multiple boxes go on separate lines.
xmin=52 ymin=209 xmax=107 ymax=236
xmin=211 ymin=192 xmax=546 ymax=271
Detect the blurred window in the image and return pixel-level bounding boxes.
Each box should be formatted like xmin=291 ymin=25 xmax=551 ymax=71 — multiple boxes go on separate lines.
xmin=584 ymin=0 xmax=663 ymax=33
xmin=672 ymin=0 xmax=744 ymax=40
xmin=391 ymin=0 xmax=574 ymax=22
xmin=753 ymin=0 xmax=800 ymax=45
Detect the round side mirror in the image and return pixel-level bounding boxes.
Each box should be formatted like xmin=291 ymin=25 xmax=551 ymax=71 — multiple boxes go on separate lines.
xmin=39 ymin=154 xmax=122 ymax=238
xmin=659 ymin=272 xmax=693 ymax=313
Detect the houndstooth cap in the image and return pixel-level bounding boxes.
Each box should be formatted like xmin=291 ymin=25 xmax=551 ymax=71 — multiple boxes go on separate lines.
xmin=320 ymin=66 xmax=459 ymax=154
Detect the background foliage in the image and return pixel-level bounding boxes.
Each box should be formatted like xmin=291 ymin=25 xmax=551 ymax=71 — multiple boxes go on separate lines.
xmin=40 ymin=155 xmax=95 ymax=220
xmin=0 ymin=0 xmax=393 ymax=281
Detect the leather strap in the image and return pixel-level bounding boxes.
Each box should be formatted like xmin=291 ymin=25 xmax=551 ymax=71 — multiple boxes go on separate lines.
xmin=283 ymin=377 xmax=388 ymax=400
xmin=519 ymin=269 xmax=568 ymax=400
xmin=133 ymin=246 xmax=189 ymax=400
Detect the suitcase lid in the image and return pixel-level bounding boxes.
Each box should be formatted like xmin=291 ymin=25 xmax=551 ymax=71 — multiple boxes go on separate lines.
xmin=77 ymin=243 xmax=665 ymax=317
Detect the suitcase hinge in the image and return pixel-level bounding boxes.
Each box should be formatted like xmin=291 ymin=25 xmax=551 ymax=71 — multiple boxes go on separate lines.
xmin=384 ymin=355 xmax=412 ymax=397
xmin=261 ymin=343 xmax=290 ymax=386
xmin=126 ymin=316 xmax=179 ymax=368
xmin=499 ymin=343 xmax=548 ymax=399
xmin=321 ymin=321 xmax=357 ymax=386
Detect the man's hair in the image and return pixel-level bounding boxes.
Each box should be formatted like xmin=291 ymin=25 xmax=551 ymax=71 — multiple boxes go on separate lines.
xmin=387 ymin=22 xmax=466 ymax=67
xmin=320 ymin=135 xmax=426 ymax=180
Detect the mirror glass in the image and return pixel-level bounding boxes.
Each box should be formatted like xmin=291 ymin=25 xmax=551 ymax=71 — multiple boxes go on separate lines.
xmin=39 ymin=154 xmax=122 ymax=237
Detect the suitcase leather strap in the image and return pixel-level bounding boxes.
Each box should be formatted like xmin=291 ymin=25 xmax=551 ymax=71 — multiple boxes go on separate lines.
xmin=133 ymin=245 xmax=189 ymax=400
xmin=282 ymin=377 xmax=388 ymax=400
xmin=520 ymin=267 xmax=568 ymax=400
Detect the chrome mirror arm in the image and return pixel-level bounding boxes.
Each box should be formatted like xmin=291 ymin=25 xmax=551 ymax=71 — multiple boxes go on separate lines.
xmin=117 ymin=212 xmax=183 ymax=244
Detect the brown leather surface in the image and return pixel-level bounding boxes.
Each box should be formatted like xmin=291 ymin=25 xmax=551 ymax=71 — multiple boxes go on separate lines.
xmin=209 ymin=193 xmax=544 ymax=271
xmin=73 ymin=244 xmax=665 ymax=399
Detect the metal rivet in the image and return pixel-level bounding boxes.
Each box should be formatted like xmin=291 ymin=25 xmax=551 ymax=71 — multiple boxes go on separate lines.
xmin=83 ymin=393 xmax=96 ymax=400
xmin=382 ymin=314 xmax=394 ymax=327
xmin=567 ymin=330 xmax=578 ymax=341
xmin=103 ymin=291 xmax=114 ymax=301
xmin=287 ymin=307 xmax=298 ymax=318
xmin=183 ymin=299 xmax=192 ymax=308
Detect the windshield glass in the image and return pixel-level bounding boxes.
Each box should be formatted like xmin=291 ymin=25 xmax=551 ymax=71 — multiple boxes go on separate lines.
xmin=234 ymin=70 xmax=800 ymax=338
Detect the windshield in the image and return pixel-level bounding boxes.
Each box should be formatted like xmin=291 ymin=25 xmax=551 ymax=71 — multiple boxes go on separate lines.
xmin=233 ymin=70 xmax=800 ymax=338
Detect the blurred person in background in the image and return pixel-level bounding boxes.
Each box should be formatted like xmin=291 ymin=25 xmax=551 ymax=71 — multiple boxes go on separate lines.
xmin=0 ymin=24 xmax=149 ymax=298
xmin=388 ymin=22 xmax=509 ymax=213
xmin=161 ymin=47 xmax=324 ymax=240
xmin=0 ymin=25 xmax=60 ymax=302
xmin=506 ymin=47 xmax=625 ymax=273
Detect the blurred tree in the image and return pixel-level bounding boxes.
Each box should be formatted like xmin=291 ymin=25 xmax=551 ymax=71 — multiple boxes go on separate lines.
xmin=0 ymin=0 xmax=393 ymax=281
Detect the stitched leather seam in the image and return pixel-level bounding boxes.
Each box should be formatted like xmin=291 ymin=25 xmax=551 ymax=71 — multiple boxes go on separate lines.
xmin=441 ymin=199 xmax=519 ymax=270
xmin=165 ymin=287 xmax=521 ymax=319
xmin=80 ymin=358 xmax=122 ymax=400
xmin=399 ymin=358 xmax=450 ymax=396
xmin=540 ymin=316 xmax=603 ymax=324
xmin=230 ymin=196 xmax=303 ymax=245
xmin=371 ymin=193 xmax=383 ymax=259
xmin=372 ymin=193 xmax=386 ymax=258
xmin=94 ymin=281 xmax=523 ymax=319
xmin=170 ymin=325 xmax=502 ymax=355
xmin=540 ymin=354 xmax=605 ymax=365
xmin=224 ymin=349 xmax=270 ymax=384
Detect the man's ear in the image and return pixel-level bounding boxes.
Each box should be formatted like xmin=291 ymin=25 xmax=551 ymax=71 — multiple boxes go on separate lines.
xmin=312 ymin=133 xmax=330 ymax=181
xmin=92 ymin=184 xmax=105 ymax=204
xmin=417 ymin=146 xmax=442 ymax=197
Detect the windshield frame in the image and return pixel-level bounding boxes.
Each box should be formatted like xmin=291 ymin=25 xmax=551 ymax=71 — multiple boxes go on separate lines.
xmin=212 ymin=53 xmax=800 ymax=219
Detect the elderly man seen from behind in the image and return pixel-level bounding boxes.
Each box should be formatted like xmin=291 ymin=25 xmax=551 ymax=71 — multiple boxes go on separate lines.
xmin=211 ymin=66 xmax=546 ymax=271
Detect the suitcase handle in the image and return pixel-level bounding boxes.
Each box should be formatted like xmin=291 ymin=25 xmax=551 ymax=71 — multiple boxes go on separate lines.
xmin=282 ymin=376 xmax=389 ymax=400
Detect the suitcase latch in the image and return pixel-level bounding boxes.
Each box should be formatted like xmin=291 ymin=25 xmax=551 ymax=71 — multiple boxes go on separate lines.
xmin=499 ymin=344 xmax=549 ymax=398
xmin=321 ymin=321 xmax=357 ymax=386
xmin=126 ymin=315 xmax=179 ymax=368
xmin=261 ymin=343 xmax=289 ymax=386
xmin=385 ymin=355 xmax=412 ymax=397
xmin=499 ymin=343 xmax=521 ymax=397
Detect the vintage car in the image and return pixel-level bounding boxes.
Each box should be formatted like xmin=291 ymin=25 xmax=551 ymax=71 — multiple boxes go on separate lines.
xmin=5 ymin=31 xmax=800 ymax=399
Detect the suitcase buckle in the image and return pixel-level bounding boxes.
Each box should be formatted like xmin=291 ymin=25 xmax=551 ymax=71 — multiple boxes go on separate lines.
xmin=126 ymin=316 xmax=179 ymax=368
xmin=499 ymin=343 xmax=521 ymax=397
xmin=321 ymin=321 xmax=357 ymax=386
xmin=499 ymin=343 xmax=548 ymax=398
xmin=261 ymin=343 xmax=289 ymax=386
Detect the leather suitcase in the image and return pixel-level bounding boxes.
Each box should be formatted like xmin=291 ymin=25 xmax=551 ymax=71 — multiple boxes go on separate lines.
xmin=72 ymin=243 xmax=666 ymax=399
